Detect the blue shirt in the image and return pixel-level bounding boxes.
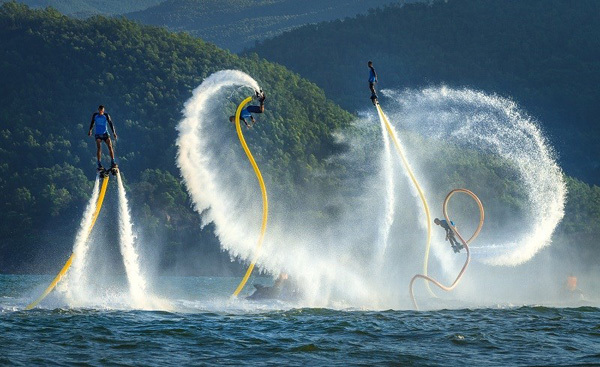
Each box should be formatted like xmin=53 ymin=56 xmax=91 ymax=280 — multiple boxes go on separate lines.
xmin=439 ymin=219 xmax=455 ymax=230
xmin=369 ymin=67 xmax=377 ymax=83
xmin=93 ymin=113 xmax=108 ymax=134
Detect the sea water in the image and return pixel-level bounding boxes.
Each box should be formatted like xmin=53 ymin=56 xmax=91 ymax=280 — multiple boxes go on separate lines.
xmin=2 ymin=274 xmax=598 ymax=366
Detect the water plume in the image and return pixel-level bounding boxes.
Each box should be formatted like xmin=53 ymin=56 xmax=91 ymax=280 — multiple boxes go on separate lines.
xmin=116 ymin=173 xmax=148 ymax=307
xmin=375 ymin=114 xmax=396 ymax=263
xmin=62 ymin=177 xmax=100 ymax=301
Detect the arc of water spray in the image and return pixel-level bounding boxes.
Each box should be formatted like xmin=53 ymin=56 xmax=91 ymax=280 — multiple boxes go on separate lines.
xmin=25 ymin=175 xmax=110 ymax=310
xmin=231 ymin=96 xmax=269 ymax=297
xmin=375 ymin=104 xmax=435 ymax=296
xmin=409 ymin=188 xmax=485 ymax=310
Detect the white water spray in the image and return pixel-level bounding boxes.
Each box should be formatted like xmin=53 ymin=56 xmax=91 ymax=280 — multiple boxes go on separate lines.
xmin=61 ymin=177 xmax=100 ymax=301
xmin=382 ymin=87 xmax=566 ymax=267
xmin=176 ymin=69 xmax=565 ymax=308
xmin=376 ymin=116 xmax=396 ymax=262
xmin=116 ymin=173 xmax=148 ymax=307
xmin=177 ymin=70 xmax=376 ymax=306
xmin=177 ymin=70 xmax=261 ymax=262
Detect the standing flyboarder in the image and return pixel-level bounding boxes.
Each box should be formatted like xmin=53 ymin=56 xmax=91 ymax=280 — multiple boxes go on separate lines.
xmin=368 ymin=61 xmax=378 ymax=105
xmin=88 ymin=105 xmax=118 ymax=173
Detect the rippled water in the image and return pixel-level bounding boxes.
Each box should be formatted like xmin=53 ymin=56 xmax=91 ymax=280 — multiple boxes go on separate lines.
xmin=2 ymin=274 xmax=599 ymax=366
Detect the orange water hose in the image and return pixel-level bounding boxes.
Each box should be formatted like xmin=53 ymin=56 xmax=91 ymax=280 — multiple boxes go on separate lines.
xmin=409 ymin=188 xmax=484 ymax=310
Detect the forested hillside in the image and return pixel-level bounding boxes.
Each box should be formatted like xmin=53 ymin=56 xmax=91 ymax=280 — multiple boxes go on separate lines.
xmin=0 ymin=0 xmax=163 ymax=17
xmin=250 ymin=0 xmax=600 ymax=185
xmin=126 ymin=0 xmax=403 ymax=52
xmin=0 ymin=3 xmax=351 ymax=274
xmin=0 ymin=2 xmax=598 ymax=274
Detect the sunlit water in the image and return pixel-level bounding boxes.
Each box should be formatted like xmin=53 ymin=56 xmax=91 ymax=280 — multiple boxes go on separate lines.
xmin=3 ymin=274 xmax=598 ymax=366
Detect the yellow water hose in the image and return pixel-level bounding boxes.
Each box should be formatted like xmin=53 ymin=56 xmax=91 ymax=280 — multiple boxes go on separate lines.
xmin=231 ymin=96 xmax=269 ymax=297
xmin=375 ymin=104 xmax=435 ymax=296
xmin=409 ymin=188 xmax=484 ymax=310
xmin=25 ymin=175 xmax=110 ymax=310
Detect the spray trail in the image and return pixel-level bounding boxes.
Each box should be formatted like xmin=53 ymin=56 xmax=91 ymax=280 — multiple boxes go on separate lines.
xmin=177 ymin=71 xmax=268 ymax=286
xmin=116 ymin=173 xmax=148 ymax=307
xmin=63 ymin=177 xmax=101 ymax=300
xmin=382 ymin=87 xmax=566 ymax=266
xmin=375 ymin=115 xmax=396 ymax=262
xmin=376 ymin=104 xmax=434 ymax=296
xmin=177 ymin=70 xmax=377 ymax=306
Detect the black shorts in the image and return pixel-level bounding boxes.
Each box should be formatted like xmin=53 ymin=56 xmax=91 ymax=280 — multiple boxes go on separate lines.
xmin=246 ymin=105 xmax=262 ymax=113
xmin=95 ymin=133 xmax=110 ymax=141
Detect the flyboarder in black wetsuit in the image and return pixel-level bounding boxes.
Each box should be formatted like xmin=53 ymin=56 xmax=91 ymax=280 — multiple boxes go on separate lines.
xmin=434 ymin=218 xmax=464 ymax=253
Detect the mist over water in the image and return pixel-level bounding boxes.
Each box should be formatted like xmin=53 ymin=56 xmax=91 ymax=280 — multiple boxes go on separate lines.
xmin=176 ymin=71 xmax=570 ymax=309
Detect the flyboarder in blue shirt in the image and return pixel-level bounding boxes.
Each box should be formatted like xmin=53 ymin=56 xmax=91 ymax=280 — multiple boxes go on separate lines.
xmin=88 ymin=105 xmax=118 ymax=172
xmin=229 ymin=90 xmax=266 ymax=128
xmin=434 ymin=217 xmax=464 ymax=253
xmin=368 ymin=61 xmax=378 ymax=105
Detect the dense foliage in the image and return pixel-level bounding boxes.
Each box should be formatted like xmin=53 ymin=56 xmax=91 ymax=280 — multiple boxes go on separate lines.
xmin=250 ymin=0 xmax=600 ymax=184
xmin=0 ymin=2 xmax=598 ymax=273
xmin=0 ymin=0 xmax=163 ymax=17
xmin=556 ymin=177 xmax=600 ymax=267
xmin=125 ymin=0 xmax=402 ymax=52
xmin=0 ymin=3 xmax=352 ymax=273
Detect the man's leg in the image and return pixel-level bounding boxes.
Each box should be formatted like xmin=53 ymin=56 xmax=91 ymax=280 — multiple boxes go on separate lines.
xmin=96 ymin=139 xmax=102 ymax=162
xmin=246 ymin=105 xmax=263 ymax=114
xmin=450 ymin=236 xmax=463 ymax=250
xmin=369 ymin=82 xmax=376 ymax=95
xmin=105 ymin=138 xmax=115 ymax=160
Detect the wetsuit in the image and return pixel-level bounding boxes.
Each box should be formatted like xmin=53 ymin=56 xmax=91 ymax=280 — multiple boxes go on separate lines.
xmin=438 ymin=219 xmax=454 ymax=230
xmin=90 ymin=112 xmax=116 ymax=141
xmin=439 ymin=219 xmax=463 ymax=252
